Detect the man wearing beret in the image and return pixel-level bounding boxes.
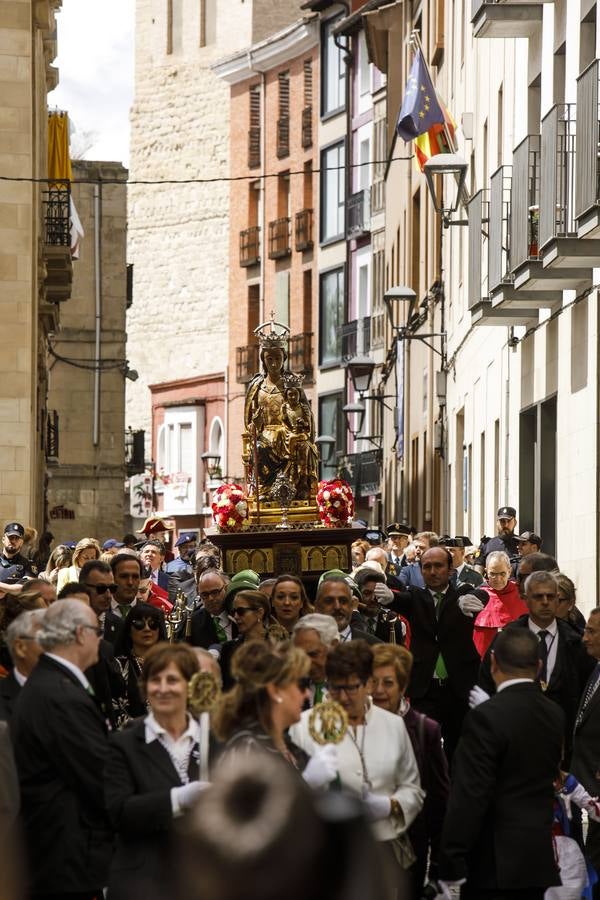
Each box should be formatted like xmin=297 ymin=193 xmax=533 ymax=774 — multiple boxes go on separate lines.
xmin=476 ymin=507 xmax=520 ymax=572
xmin=0 ymin=523 xmax=37 ymax=580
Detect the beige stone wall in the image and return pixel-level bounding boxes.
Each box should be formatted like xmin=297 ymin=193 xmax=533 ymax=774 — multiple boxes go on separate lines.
xmin=126 ymin=0 xmax=306 ymax=446
xmin=0 ymin=0 xmax=61 ymax=529
xmin=46 ymin=160 xmax=128 ymax=543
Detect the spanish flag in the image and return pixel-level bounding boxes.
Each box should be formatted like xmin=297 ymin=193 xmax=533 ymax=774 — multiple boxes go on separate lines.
xmin=414 ymin=97 xmax=456 ymax=172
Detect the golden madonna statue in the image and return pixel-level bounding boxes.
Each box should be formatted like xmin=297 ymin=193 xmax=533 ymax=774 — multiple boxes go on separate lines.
xmin=242 ymin=318 xmax=319 ymax=523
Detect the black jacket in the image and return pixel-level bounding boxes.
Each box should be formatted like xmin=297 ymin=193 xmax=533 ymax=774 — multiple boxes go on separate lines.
xmin=0 ymin=671 xmax=21 ymax=725
xmin=12 ymin=654 xmax=112 ymax=893
xmin=571 ymin=661 xmax=600 ymax=794
xmin=438 ymin=682 xmax=563 ymax=890
xmin=86 ymin=638 xmax=127 ymax=729
xmin=179 ymin=606 xmax=237 ymax=648
xmin=105 ymin=717 xmax=202 ymax=900
xmin=478 ymin=615 xmax=594 ymax=761
xmin=391 ymin=584 xmax=488 ymax=700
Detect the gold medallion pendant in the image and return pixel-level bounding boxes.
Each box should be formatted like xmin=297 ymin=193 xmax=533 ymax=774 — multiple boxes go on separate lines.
xmin=308 ymin=699 xmax=348 ymax=745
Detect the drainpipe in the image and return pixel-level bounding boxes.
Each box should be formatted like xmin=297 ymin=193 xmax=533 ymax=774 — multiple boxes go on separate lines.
xmin=93 ymin=182 xmax=102 ymax=446
xmin=247 ymin=49 xmax=266 ymax=321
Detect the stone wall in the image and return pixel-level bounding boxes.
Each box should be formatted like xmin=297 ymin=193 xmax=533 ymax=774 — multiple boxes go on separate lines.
xmin=46 ymin=160 xmax=128 ymax=543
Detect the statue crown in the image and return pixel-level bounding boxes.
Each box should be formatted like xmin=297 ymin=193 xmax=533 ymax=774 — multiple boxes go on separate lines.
xmin=254 ymin=314 xmax=290 ymax=350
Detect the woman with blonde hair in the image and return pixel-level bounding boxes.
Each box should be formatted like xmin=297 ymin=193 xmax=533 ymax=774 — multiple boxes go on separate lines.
xmin=43 ymin=544 xmax=73 ymax=586
xmin=55 ymin=538 xmax=101 ymax=594
xmin=213 ymin=640 xmax=336 ymax=789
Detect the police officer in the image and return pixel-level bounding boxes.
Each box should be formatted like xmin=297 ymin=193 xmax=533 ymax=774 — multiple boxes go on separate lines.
xmin=165 ymin=532 xmax=198 ymax=604
xmin=0 ymin=522 xmax=38 ymax=580
xmin=476 ymin=506 xmax=520 ymax=572
xmin=386 ymin=522 xmax=412 ymax=575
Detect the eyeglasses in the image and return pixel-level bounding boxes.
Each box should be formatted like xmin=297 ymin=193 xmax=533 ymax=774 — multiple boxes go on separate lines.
xmin=232 ymin=607 xmax=255 ymax=617
xmin=297 ymin=677 xmax=311 ymax=691
xmin=131 ymin=618 xmax=160 ymax=631
xmin=327 ymin=681 xmax=364 ymax=696
xmin=199 ymin=588 xmax=225 ymax=602
xmin=81 ymin=624 xmax=103 ymax=637
xmin=85 ymin=583 xmax=118 ymax=594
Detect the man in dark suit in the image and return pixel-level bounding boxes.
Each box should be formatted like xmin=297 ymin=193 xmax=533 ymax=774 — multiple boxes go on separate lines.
xmin=478 ymin=570 xmax=593 ymax=762
xmin=12 ymin=599 xmax=112 ymax=899
xmin=571 ymin=607 xmax=600 ymax=892
xmin=315 ymin=575 xmax=382 ymax=645
xmin=0 ymin=609 xmax=45 ymax=724
xmin=438 ymin=628 xmax=563 ymax=899
xmin=139 ymin=539 xmax=170 ymax=590
xmin=103 ymin=553 xmax=143 ymax=644
xmin=391 ymin=547 xmax=488 ymax=759
xmin=181 ymin=568 xmax=237 ymax=648
xmin=443 ymin=537 xmax=484 ymax=588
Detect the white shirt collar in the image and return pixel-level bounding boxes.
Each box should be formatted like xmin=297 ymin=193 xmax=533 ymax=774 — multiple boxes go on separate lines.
xmin=339 ymin=624 xmax=352 ymax=642
xmin=13 ymin=668 xmax=27 ymax=687
xmin=528 ymin=618 xmax=558 ymax=636
xmin=497 ymin=677 xmax=535 ymax=693
xmin=144 ymin=712 xmax=200 ymax=745
xmin=455 ymin=562 xmax=465 ymax=575
xmin=45 ymin=653 xmax=91 ymax=691
xmin=111 ymin=597 xmax=137 ymax=617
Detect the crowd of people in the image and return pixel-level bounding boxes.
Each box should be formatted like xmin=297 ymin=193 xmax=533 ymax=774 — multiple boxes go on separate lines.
xmin=0 ymin=509 xmax=599 ymax=900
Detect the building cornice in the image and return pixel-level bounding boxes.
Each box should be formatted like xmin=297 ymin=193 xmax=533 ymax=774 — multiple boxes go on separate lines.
xmin=212 ymin=18 xmax=318 ymax=84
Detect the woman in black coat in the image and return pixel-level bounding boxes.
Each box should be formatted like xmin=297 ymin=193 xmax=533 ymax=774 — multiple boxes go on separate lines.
xmin=113 ymin=602 xmax=167 ymax=723
xmin=105 ymin=642 xmax=207 ymax=900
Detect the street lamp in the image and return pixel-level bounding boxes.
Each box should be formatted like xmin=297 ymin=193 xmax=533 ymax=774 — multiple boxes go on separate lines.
xmin=384 ymin=286 xmax=416 ymax=327
xmin=345 ymin=355 xmax=375 ymax=395
xmin=423 ymin=153 xmax=468 ymax=224
xmin=315 ymin=434 xmax=336 ymax=465
xmin=201 ymin=451 xmax=222 ymax=480
xmin=343 ymin=401 xmax=365 ymax=440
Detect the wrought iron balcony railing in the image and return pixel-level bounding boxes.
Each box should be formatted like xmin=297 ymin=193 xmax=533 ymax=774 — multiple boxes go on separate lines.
xmin=510 ymin=134 xmax=541 ymax=271
xmin=268 ymin=217 xmax=291 ymax=259
xmin=539 ymin=103 xmax=576 ymax=248
xmin=289 ymin=332 xmax=314 ymax=382
xmin=338 ymin=317 xmax=371 ymax=360
xmin=295 ymin=208 xmax=313 ymax=251
xmin=346 ymin=189 xmax=371 ymax=238
xmin=236 ymin=344 xmax=260 ymax=383
xmin=43 ymin=186 xmax=70 ymax=246
xmin=239 ymin=226 xmax=261 ymax=267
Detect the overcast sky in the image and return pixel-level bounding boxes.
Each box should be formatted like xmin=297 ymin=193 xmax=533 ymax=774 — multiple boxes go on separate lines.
xmin=48 ymin=0 xmax=134 ymax=167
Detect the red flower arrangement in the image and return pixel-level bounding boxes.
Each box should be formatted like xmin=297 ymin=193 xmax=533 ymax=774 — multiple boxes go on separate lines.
xmin=316 ymin=479 xmax=355 ymax=527
xmin=211 ymin=483 xmax=250 ymax=532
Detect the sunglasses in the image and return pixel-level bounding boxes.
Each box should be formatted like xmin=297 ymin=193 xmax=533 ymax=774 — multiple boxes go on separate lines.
xmin=232 ymin=607 xmax=256 ymax=617
xmin=131 ymin=618 xmax=160 ymax=631
xmin=85 ymin=583 xmax=118 ymax=594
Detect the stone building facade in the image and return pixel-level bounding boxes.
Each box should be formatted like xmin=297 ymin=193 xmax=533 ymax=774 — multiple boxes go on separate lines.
xmin=46 ymin=160 xmax=128 ymax=543
xmin=0 ymin=0 xmax=72 ymax=529
xmin=127 ymin=0 xmax=304 ymax=533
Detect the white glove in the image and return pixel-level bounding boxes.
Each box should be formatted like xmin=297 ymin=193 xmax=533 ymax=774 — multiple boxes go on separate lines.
xmin=373 ymin=582 xmax=394 ymax=606
xmin=565 ymin=781 xmax=600 ymax=822
xmin=458 ymin=594 xmax=484 ymax=617
xmin=469 ymin=685 xmax=490 ymax=709
xmin=436 ymin=879 xmax=466 ymax=899
xmin=172 ymin=780 xmax=210 ymax=815
xmin=302 ymin=744 xmax=338 ymax=789
xmin=363 ymin=791 xmax=392 ymax=821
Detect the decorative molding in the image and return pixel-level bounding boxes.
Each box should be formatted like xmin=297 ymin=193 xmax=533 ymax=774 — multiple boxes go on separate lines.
xmin=212 ymin=19 xmax=318 ymax=85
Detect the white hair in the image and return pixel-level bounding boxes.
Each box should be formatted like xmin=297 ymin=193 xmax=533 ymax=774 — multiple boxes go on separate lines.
xmin=5 ymin=609 xmax=46 ymax=662
xmin=293 ymin=613 xmax=339 ymax=647
xmin=37 ymin=599 xmax=93 ymax=651
xmin=486 ymin=550 xmax=511 ymax=571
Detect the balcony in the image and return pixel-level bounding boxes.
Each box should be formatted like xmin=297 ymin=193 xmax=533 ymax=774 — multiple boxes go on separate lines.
xmin=239 ymin=226 xmax=261 ymax=267
xmin=338 ymin=317 xmax=371 ymax=360
xmin=471 ymin=0 xmax=544 ymax=39
xmin=347 ymin=189 xmax=371 ymax=239
xmin=295 ymin=208 xmax=313 ymax=251
xmin=509 ymin=134 xmax=577 ymax=295
xmin=236 ymin=343 xmax=260 ymax=383
xmin=43 ymin=186 xmax=73 ymax=303
xmin=468 ymin=188 xmax=539 ymax=326
xmin=289 ymin=332 xmax=314 ymax=383
xmin=302 ymin=105 xmax=313 ymax=148
xmin=338 ymin=450 xmax=381 ymax=497
xmin=538 ymin=103 xmax=600 ymax=275
xmin=576 ymin=59 xmax=600 ymax=238
xmin=268 ymin=217 xmax=291 ymax=259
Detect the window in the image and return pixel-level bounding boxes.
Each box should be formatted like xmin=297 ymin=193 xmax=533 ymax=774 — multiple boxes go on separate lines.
xmin=321 ymin=17 xmax=346 ymax=116
xmin=320 ymin=141 xmax=345 ymax=243
xmin=319 ymin=267 xmax=345 ymax=366
xmin=200 ymin=0 xmax=216 ymax=47
xmin=277 ymin=71 xmax=290 ymax=158
xmin=319 ymin=392 xmax=345 ymax=479
xmin=358 ymin=31 xmax=370 ymax=99
xmin=302 ymin=59 xmax=313 ymax=147
xmin=372 ymin=116 xmax=387 ymax=214
xmin=167 ymin=0 xmax=183 ymax=54
xmin=248 ymin=85 xmax=261 ymax=169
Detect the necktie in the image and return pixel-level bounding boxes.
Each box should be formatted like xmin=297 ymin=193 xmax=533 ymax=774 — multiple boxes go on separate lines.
xmin=313 ymin=682 xmax=324 ymax=705
xmin=576 ymin=664 xmax=600 ymax=728
xmin=433 ymin=592 xmax=444 ymax=619
xmin=212 ymin=616 xmax=228 ymax=643
xmin=433 ymin=593 xmax=448 ymax=679
xmin=367 ymin=618 xmax=377 ymax=635
xmin=118 ymin=604 xmax=130 ymax=619
xmin=538 ymin=630 xmax=549 ymax=683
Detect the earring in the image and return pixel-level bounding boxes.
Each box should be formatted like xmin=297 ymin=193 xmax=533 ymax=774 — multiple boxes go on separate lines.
xmin=275 ymin=696 xmax=283 ymax=704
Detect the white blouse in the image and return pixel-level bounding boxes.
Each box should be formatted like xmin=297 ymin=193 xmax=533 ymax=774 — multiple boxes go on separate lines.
xmin=290 ymin=700 xmax=424 ymax=842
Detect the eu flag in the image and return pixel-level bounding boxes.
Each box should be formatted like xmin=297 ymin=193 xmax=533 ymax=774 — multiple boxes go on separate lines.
xmin=396 ymin=49 xmax=445 ymax=142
